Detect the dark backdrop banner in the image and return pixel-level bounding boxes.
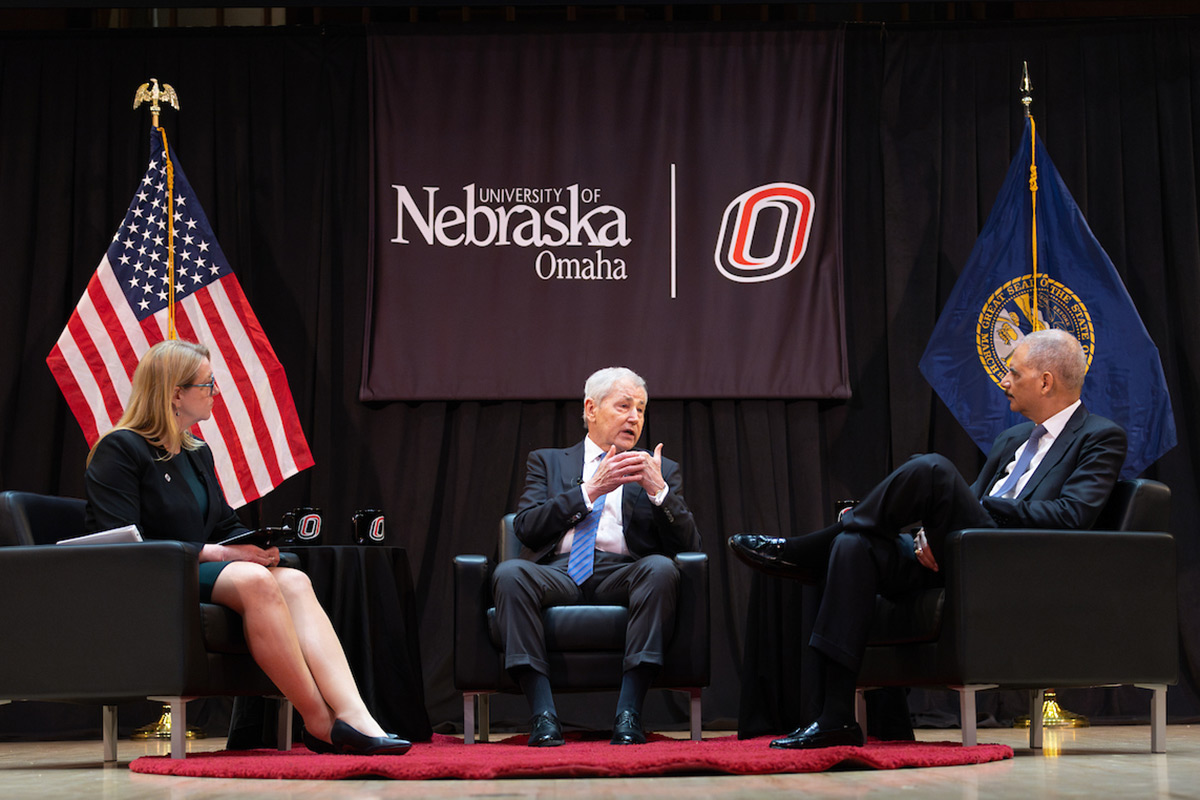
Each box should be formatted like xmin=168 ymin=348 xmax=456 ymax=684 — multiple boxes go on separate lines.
xmin=363 ymin=27 xmax=848 ymax=400
xmin=1 ymin=19 xmax=1198 ymax=742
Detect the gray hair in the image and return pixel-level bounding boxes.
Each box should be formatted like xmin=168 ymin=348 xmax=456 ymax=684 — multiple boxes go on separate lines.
xmin=1020 ymin=328 xmax=1089 ymax=393
xmin=582 ymin=367 xmax=647 ymax=426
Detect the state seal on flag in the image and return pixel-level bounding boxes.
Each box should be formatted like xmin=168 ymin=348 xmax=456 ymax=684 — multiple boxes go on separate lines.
xmin=975 ymin=274 xmax=1094 ymax=386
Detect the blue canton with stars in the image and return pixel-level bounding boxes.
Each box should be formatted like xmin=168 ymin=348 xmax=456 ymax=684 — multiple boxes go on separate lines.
xmin=106 ymin=130 xmax=233 ymax=321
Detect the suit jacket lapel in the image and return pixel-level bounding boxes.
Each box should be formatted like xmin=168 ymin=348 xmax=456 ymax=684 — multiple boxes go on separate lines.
xmin=1018 ymin=405 xmax=1088 ymax=498
xmin=559 ymin=441 xmax=587 ymax=495
xmin=981 ymin=425 xmax=1031 ymax=496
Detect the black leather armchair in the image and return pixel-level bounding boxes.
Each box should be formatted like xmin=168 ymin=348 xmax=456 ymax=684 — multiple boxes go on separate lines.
xmin=855 ymin=478 xmax=1177 ymax=752
xmin=454 ymin=513 xmax=709 ymax=743
xmin=0 ymin=490 xmax=295 ymax=761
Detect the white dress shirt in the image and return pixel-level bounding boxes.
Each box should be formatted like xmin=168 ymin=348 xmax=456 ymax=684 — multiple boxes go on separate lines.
xmin=989 ymin=400 xmax=1081 ymax=499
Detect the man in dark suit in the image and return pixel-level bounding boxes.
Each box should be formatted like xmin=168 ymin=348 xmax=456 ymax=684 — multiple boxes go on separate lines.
xmin=492 ymin=367 xmax=700 ymax=747
xmin=729 ymin=329 xmax=1127 ymax=749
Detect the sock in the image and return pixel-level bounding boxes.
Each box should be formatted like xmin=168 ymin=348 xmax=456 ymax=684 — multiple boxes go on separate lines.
xmin=514 ymin=667 xmax=556 ymax=718
xmin=815 ymin=654 xmax=858 ymax=729
xmin=616 ymin=664 xmax=658 ymax=715
xmin=781 ymin=520 xmax=844 ymax=566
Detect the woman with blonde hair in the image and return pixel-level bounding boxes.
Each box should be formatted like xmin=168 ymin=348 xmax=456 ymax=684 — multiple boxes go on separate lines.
xmin=85 ymin=339 xmax=409 ymax=756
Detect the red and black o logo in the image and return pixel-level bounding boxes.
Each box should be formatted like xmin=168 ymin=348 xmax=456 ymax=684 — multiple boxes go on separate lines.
xmin=714 ymin=183 xmax=815 ymax=283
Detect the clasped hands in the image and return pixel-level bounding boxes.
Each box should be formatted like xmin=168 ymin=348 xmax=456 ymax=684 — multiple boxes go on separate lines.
xmin=202 ymin=542 xmax=282 ymax=567
xmin=585 ymin=443 xmax=666 ymax=502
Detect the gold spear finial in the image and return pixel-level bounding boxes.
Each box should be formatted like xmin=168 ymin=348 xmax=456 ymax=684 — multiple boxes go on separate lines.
xmin=133 ymin=78 xmax=180 ymax=128
xmin=1020 ymin=61 xmax=1033 ymax=118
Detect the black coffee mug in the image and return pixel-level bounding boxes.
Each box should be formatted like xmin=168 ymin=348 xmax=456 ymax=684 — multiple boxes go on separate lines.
xmin=282 ymin=507 xmax=323 ymax=544
xmin=352 ymin=509 xmax=386 ymax=545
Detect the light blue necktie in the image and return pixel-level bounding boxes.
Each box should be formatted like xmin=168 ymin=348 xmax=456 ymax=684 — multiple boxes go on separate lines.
xmin=567 ymin=457 xmax=607 ymax=585
xmin=993 ymin=424 xmax=1047 ymax=497
xmin=567 ymin=494 xmax=606 ymax=585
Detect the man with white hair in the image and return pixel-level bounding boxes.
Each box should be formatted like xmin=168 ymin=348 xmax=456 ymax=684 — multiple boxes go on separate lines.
xmin=493 ymin=367 xmax=701 ymax=747
xmin=730 ymin=329 xmax=1126 ymax=749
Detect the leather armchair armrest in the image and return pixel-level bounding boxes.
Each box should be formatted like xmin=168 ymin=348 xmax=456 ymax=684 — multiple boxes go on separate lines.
xmin=943 ymin=528 xmax=1177 ymax=686
xmin=454 ymin=554 xmax=499 ymax=688
xmin=0 ymin=541 xmax=208 ymax=700
xmin=664 ymin=551 xmax=709 ymax=685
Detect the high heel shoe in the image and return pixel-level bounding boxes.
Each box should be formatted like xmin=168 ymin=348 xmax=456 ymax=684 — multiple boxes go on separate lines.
xmin=301 ymin=727 xmax=335 ymax=754
xmin=329 ymin=719 xmax=412 ymax=756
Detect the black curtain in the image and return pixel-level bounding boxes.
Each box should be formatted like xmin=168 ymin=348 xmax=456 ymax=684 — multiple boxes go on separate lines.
xmin=1 ymin=18 xmax=1197 ymax=739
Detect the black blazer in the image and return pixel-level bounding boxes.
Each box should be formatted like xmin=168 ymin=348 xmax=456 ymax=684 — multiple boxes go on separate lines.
xmin=85 ymin=428 xmax=247 ymax=555
xmin=972 ymin=405 xmax=1128 ymax=530
xmin=512 ymin=439 xmax=701 ymax=563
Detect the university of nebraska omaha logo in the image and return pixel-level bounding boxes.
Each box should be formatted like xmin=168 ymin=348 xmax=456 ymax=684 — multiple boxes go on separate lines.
xmin=714 ymin=183 xmax=815 ymax=283
xmin=976 ymin=273 xmax=1095 ymax=385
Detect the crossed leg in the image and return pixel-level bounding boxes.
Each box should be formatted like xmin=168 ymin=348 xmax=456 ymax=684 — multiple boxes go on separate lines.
xmin=210 ymin=563 xmax=387 ymax=741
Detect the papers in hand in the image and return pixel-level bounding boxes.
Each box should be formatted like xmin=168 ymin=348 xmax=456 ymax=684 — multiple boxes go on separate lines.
xmin=56 ymin=524 xmax=143 ymax=545
xmin=218 ymin=527 xmax=295 ymax=549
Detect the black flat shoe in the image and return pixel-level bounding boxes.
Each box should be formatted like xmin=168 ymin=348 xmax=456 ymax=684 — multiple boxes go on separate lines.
xmin=330 ymin=719 xmax=412 ymax=755
xmin=770 ymin=721 xmax=864 ymax=749
xmin=528 ymin=711 xmax=564 ymax=747
xmin=728 ymin=534 xmax=815 ymax=580
xmin=610 ymin=709 xmax=647 ymax=745
xmin=301 ymin=727 xmax=335 ymax=754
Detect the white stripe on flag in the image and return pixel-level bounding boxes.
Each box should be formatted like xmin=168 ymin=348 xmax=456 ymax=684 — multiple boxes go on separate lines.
xmin=181 ymin=297 xmax=276 ymax=503
xmin=206 ymin=279 xmax=301 ymax=478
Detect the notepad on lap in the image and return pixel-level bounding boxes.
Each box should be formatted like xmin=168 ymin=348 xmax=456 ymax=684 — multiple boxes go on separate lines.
xmin=56 ymin=524 xmax=143 ymax=545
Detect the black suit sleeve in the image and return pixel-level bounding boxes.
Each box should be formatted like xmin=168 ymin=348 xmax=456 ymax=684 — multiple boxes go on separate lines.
xmin=643 ymin=459 xmax=702 ymax=554
xmin=512 ymin=449 xmax=589 ymax=552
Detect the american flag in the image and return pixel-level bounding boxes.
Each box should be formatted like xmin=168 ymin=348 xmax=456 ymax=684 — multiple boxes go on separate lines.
xmin=47 ymin=127 xmax=314 ymax=508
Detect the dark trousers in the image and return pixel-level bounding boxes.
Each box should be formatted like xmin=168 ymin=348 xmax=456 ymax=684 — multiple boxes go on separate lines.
xmin=809 ymin=453 xmax=997 ymax=671
xmin=491 ymin=550 xmax=680 ymax=676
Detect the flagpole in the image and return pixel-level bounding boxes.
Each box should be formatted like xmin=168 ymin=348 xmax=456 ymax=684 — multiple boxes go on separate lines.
xmin=1014 ymin=66 xmax=1091 ymax=732
xmin=128 ymin=80 xmax=202 ymax=743
xmin=1021 ymin=63 xmax=1042 ymax=332
xmin=133 ymin=79 xmax=181 ymax=339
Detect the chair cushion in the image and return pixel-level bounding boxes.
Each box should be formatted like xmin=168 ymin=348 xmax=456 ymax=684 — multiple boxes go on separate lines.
xmin=866 ymin=588 xmax=944 ymax=646
xmin=488 ymin=605 xmax=630 ymax=651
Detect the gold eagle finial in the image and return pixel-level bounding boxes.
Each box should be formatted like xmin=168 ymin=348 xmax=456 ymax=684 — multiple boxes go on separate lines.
xmin=133 ymin=78 xmax=180 ymax=127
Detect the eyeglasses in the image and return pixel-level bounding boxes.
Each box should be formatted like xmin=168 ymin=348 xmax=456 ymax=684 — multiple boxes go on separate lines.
xmin=179 ymin=375 xmax=219 ymax=396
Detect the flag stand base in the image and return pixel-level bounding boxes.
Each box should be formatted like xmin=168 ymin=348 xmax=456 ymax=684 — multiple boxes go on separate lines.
xmin=1013 ymin=691 xmax=1089 ymax=728
xmin=131 ymin=706 xmax=207 ymax=740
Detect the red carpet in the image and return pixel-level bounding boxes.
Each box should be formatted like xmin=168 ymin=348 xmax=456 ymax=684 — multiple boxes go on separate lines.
xmin=129 ymin=733 xmax=1012 ymax=780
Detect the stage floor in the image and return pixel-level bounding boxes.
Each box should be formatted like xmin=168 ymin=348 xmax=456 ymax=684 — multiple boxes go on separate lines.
xmin=1 ymin=725 xmax=1195 ymax=798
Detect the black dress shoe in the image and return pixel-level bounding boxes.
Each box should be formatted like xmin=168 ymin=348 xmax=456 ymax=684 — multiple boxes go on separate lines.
xmin=770 ymin=721 xmax=864 ymax=749
xmin=610 ymin=710 xmax=647 ymax=745
xmin=728 ymin=534 xmax=813 ymax=580
xmin=301 ymin=727 xmax=335 ymax=754
xmin=528 ymin=711 xmax=564 ymax=747
xmin=329 ymin=719 xmax=412 ymax=755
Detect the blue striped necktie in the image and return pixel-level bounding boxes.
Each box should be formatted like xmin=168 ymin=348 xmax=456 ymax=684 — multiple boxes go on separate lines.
xmin=567 ymin=455 xmax=608 ymax=584
xmin=994 ymin=423 xmax=1048 ymax=497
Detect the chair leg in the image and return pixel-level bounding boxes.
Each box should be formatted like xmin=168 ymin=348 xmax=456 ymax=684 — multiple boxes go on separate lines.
xmin=951 ymin=685 xmax=995 ymax=748
xmin=275 ymin=697 xmax=294 ymax=751
xmin=102 ymin=705 xmax=118 ymax=763
xmin=149 ymin=696 xmax=190 ymax=759
xmin=1029 ymin=689 xmax=1045 ymax=750
xmin=688 ymin=689 xmax=702 ymax=741
xmin=854 ymin=688 xmax=867 ymax=734
xmin=168 ymin=698 xmax=188 ymax=760
xmin=463 ymin=694 xmax=475 ymax=745
xmin=479 ymin=693 xmax=491 ymax=743
xmin=463 ymin=693 xmax=492 ymax=744
xmin=1136 ymin=683 xmax=1168 ymax=753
